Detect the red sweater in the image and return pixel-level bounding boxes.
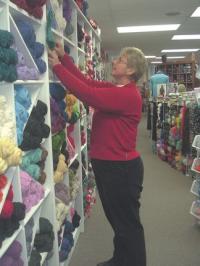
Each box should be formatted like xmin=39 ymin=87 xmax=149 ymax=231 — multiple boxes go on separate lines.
xmin=53 ymin=54 xmax=142 ymax=161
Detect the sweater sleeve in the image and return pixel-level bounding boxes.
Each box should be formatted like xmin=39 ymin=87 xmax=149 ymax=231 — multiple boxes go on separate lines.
xmin=53 ymin=63 xmax=136 ymax=113
xmin=60 ymin=53 xmax=114 ymax=88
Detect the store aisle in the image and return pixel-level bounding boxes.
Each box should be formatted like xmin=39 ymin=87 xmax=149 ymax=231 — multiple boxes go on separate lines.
xmin=70 ymin=116 xmax=200 ymax=266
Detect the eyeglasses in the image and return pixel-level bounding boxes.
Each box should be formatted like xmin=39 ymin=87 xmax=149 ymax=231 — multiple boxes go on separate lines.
xmin=113 ymin=56 xmax=128 ymax=65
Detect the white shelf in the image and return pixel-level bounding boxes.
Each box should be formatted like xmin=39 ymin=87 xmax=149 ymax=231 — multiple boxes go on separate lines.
xmin=14 ymin=80 xmax=45 ymax=84
xmin=40 ymin=252 xmax=48 ymax=265
xmin=51 ymin=28 xmax=63 ymax=39
xmin=0 ymin=225 xmax=22 ymax=258
xmin=0 ymin=0 xmax=100 ymax=264
xmin=69 ymin=153 xmax=79 ymax=167
xmin=73 ymin=1 xmax=101 ymax=41
xmin=191 ymin=158 xmax=200 ymax=174
xmin=49 ymin=80 xmax=62 ymax=84
xmin=81 ymin=143 xmax=87 ymax=151
xmin=9 ymin=14 xmax=39 ymax=71
xmin=190 ymin=180 xmax=200 ymax=197
xmin=63 ymin=35 xmax=75 ymax=47
xmin=60 ymin=226 xmax=81 ymax=266
xmin=192 ymin=135 xmax=200 ymax=150
xmin=0 ymin=0 xmax=6 ymax=5
xmin=77 ymin=47 xmax=85 ymax=54
xmin=24 ymin=188 xmax=50 ymax=225
xmin=0 ymin=167 xmax=17 ymax=214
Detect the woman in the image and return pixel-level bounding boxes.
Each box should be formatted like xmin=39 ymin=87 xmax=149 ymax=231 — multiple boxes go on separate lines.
xmin=48 ymin=44 xmax=147 ymax=266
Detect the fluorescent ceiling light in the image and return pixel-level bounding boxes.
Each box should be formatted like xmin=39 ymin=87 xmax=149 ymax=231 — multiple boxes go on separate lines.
xmin=145 ymin=56 xmax=156 ymax=58
xmin=117 ymin=24 xmax=180 ymax=33
xmin=161 ymin=48 xmax=199 ymax=52
xmin=172 ymin=35 xmax=200 ymax=40
xmin=191 ymin=7 xmax=200 ymax=17
xmin=167 ymin=56 xmax=185 ymax=59
xmin=151 ymin=61 xmax=162 ymax=64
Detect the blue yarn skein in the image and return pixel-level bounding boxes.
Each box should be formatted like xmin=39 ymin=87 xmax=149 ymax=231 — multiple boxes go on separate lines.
xmin=15 ymin=101 xmax=29 ymax=124
xmin=15 ymin=101 xmax=29 ymax=145
xmin=15 ymin=19 xmax=36 ymax=47
xmin=35 ymin=58 xmax=46 ymax=74
xmin=49 ymin=83 xmax=66 ymax=101
xmin=58 ymin=100 xmax=67 ymax=121
xmin=63 ymin=220 xmax=74 ymax=234
xmin=17 ymin=128 xmax=23 ymax=146
xmin=60 ymin=237 xmax=72 ymax=251
xmin=34 ymin=42 xmax=44 ymax=58
xmin=15 ymin=85 xmax=32 ymax=109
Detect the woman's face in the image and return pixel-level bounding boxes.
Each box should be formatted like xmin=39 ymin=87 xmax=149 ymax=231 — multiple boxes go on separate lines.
xmin=112 ymin=54 xmax=134 ymax=80
xmin=112 ymin=55 xmax=128 ymax=76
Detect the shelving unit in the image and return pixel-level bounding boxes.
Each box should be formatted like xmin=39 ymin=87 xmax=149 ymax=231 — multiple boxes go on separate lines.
xmin=190 ymin=135 xmax=200 ymax=221
xmin=0 ymin=0 xmax=101 ymax=265
xmin=154 ymin=61 xmax=197 ymax=90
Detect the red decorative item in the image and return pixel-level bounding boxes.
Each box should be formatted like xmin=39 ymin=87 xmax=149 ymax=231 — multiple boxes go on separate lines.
xmin=10 ymin=0 xmax=46 ymax=19
xmin=75 ymin=0 xmax=83 ymax=10
xmin=0 ymin=200 xmax=14 ymax=219
xmin=195 ymin=164 xmax=200 ymax=172
xmin=86 ymin=193 xmax=92 ymax=203
xmin=0 ymin=191 xmax=3 ymax=202
xmin=0 ymin=175 xmax=7 ymax=189
xmin=7 ymin=185 xmax=14 ymax=201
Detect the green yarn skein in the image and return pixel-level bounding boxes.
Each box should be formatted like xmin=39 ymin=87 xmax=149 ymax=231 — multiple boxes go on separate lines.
xmin=24 ymin=148 xmax=43 ymax=164
xmin=0 ymin=47 xmax=18 ymax=64
xmin=25 ymin=164 xmax=40 ymax=180
xmin=0 ymin=30 xmax=14 ymax=48
xmin=46 ymin=10 xmax=56 ymax=49
xmin=52 ymin=130 xmax=66 ymax=154
xmin=0 ymin=63 xmax=17 ymax=82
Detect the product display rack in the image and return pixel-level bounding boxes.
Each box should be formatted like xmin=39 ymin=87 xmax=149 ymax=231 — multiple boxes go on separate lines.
xmin=0 ymin=0 xmax=101 ymax=265
xmin=154 ymin=61 xmax=197 ymax=90
xmin=190 ymin=135 xmax=200 ymax=221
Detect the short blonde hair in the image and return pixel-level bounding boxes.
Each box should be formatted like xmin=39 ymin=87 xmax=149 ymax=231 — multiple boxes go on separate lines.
xmin=120 ymin=47 xmax=147 ymax=82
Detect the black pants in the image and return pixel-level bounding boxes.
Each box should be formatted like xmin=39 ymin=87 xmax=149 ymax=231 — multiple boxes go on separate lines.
xmin=91 ymin=157 xmax=146 ymax=266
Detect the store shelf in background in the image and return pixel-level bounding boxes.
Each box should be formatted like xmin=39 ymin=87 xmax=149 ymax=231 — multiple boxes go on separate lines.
xmin=190 ymin=201 xmax=200 ymax=219
xmin=60 ymin=226 xmax=81 ymax=266
xmin=190 ymin=180 xmax=200 ymax=197
xmin=191 ymin=158 xmax=200 ymax=174
xmin=24 ymin=188 xmax=50 ymax=225
xmin=9 ymin=15 xmax=39 ymax=72
xmin=77 ymin=47 xmax=85 ymax=54
xmin=51 ymin=28 xmax=76 ymax=48
xmin=0 ymin=167 xmax=17 ymax=214
xmin=14 ymin=80 xmax=45 ymax=85
xmin=192 ymin=135 xmax=200 ymax=150
xmin=81 ymin=143 xmax=86 ymax=152
xmin=9 ymin=1 xmax=42 ymax=26
xmin=0 ymin=225 xmax=22 ymax=258
xmin=74 ymin=1 xmax=100 ymax=41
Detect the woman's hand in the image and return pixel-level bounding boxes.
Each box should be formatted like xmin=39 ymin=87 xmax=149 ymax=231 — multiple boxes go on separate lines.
xmin=55 ymin=41 xmax=65 ymax=58
xmin=48 ymin=50 xmax=60 ymax=67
